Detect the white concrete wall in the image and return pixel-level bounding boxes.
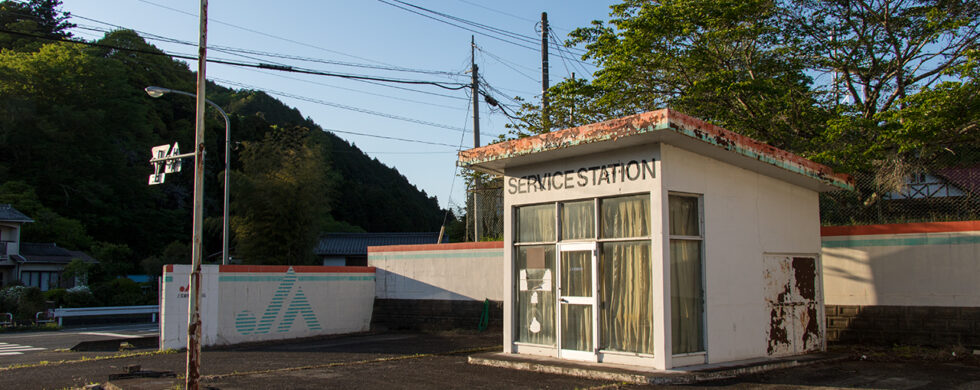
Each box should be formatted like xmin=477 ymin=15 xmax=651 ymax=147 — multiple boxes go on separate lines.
xmin=161 ymin=264 xmax=375 ymax=350
xmin=822 ymin=224 xmax=980 ymax=307
xmin=660 ymin=144 xmax=822 ymax=365
xmin=369 ymin=242 xmax=504 ymax=301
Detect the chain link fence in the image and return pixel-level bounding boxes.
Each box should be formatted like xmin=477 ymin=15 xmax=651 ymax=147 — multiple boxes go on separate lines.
xmin=820 ymin=151 xmax=980 ymax=226
xmin=467 ymin=183 xmax=504 ymax=241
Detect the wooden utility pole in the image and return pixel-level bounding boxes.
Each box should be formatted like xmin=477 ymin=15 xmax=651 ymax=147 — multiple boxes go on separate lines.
xmin=541 ymin=12 xmax=550 ymax=133
xmin=471 ymin=36 xmax=482 ymax=241
xmin=187 ymin=0 xmax=208 ymax=388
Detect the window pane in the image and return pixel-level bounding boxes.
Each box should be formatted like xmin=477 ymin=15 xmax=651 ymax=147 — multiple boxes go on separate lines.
xmin=516 ymin=245 xmax=556 ymax=346
xmin=560 ymin=250 xmax=591 ymax=297
xmin=517 ymin=204 xmax=555 ymax=242
xmin=561 ymin=304 xmax=593 ymax=352
xmin=669 ymin=195 xmax=699 ymax=236
xmin=561 ymin=201 xmax=594 ymax=240
xmin=600 ymin=195 xmax=650 ymax=239
xmin=599 ymin=241 xmax=653 ymax=354
xmin=671 ymin=239 xmax=704 ymax=354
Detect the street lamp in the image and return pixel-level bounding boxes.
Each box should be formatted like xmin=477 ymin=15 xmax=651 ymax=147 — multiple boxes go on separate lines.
xmin=146 ymin=86 xmax=232 ymax=266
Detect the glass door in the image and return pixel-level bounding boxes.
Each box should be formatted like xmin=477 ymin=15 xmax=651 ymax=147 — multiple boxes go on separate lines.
xmin=557 ymin=242 xmax=598 ymax=361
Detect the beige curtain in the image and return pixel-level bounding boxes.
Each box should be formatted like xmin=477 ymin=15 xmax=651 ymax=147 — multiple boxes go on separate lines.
xmin=516 ymin=245 xmax=555 ymax=346
xmin=518 ymin=204 xmax=555 ymax=242
xmin=669 ymin=196 xmax=704 ymax=354
xmin=561 ymin=305 xmax=593 ymax=351
xmin=600 ymin=241 xmax=653 ymax=354
xmin=601 ymin=195 xmax=650 ymax=238
xmin=561 ymin=200 xmax=594 ymax=240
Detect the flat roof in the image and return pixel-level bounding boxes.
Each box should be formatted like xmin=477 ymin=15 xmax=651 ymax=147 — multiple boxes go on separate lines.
xmin=458 ymin=109 xmax=853 ymax=192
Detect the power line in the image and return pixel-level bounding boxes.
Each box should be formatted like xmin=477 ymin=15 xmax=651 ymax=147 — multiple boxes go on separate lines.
xmin=475 ymin=45 xmax=539 ymax=83
xmin=322 ymin=128 xmax=461 ymax=148
xmin=71 ymin=13 xmax=464 ymax=78
xmin=0 ymin=28 xmax=469 ymax=90
xmin=242 ymin=68 xmax=469 ymax=112
xmin=378 ymin=0 xmax=538 ymax=52
xmin=212 ymin=77 xmax=470 ymax=133
xmin=211 ymin=77 xmax=503 ymax=139
xmin=135 ymin=0 xmax=394 ymax=67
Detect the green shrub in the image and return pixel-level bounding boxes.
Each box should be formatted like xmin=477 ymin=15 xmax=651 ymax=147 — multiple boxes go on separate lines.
xmin=0 ymin=286 xmax=46 ymax=321
xmin=64 ymin=286 xmax=99 ymax=307
xmin=92 ymin=278 xmax=144 ymax=306
xmin=43 ymin=288 xmax=67 ymax=306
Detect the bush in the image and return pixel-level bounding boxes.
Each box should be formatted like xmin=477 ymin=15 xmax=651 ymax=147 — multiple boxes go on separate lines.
xmin=64 ymin=285 xmax=99 ymax=307
xmin=91 ymin=278 xmax=145 ymax=306
xmin=0 ymin=286 xmax=46 ymax=321
xmin=43 ymin=288 xmax=67 ymax=306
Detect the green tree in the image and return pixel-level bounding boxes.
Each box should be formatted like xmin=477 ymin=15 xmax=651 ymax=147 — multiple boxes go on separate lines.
xmin=140 ymin=240 xmax=190 ymax=277
xmin=232 ymin=125 xmax=335 ymax=265
xmin=510 ymin=0 xmax=827 ymax=153
xmin=0 ymin=181 xmax=92 ymax=249
xmin=0 ymin=0 xmax=74 ymax=52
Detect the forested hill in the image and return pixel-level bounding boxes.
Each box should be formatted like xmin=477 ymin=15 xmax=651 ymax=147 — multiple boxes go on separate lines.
xmin=0 ymin=2 xmax=451 ymax=270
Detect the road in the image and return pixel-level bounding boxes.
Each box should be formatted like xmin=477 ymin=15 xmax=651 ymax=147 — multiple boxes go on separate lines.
xmin=0 ymin=323 xmax=158 ymax=365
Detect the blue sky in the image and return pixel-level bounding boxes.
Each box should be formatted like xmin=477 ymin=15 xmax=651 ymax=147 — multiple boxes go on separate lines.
xmin=59 ymin=0 xmax=617 ymax=211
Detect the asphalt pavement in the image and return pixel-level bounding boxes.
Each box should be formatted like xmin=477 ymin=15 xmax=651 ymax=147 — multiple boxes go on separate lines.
xmin=0 ymin=329 xmax=978 ymax=389
xmin=0 ymin=323 xmax=158 ymax=365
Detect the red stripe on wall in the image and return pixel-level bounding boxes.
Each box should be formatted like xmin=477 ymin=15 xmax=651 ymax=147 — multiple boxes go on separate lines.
xmin=821 ymin=221 xmax=980 ymax=236
xmin=368 ymin=241 xmax=504 ymax=253
xmin=217 ymin=265 xmax=375 ymax=273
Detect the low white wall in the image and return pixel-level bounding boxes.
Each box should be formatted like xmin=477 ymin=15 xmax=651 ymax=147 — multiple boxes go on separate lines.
xmin=368 ymin=242 xmax=504 ymax=301
xmin=822 ymin=222 xmax=980 ymax=307
xmin=161 ymin=264 xmax=375 ymax=350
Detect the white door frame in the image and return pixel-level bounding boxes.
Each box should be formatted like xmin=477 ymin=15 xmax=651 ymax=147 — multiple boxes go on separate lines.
xmin=556 ymin=241 xmax=598 ymax=361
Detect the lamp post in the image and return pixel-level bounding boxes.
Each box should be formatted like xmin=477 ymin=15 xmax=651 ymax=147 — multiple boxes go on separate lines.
xmin=145 ymin=86 xmax=232 ymax=266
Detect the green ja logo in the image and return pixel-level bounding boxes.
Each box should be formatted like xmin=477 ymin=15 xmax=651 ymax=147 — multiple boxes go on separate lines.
xmin=235 ymin=267 xmax=322 ymax=335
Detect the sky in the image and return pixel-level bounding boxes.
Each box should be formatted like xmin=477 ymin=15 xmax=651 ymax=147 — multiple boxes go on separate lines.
xmin=58 ymin=0 xmax=618 ymax=212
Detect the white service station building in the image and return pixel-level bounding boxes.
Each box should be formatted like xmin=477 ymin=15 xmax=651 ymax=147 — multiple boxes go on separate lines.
xmin=458 ymin=109 xmax=853 ymax=369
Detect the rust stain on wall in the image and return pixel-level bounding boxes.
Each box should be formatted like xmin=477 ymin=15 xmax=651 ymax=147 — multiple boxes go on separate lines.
xmin=792 ymin=257 xmax=816 ymax=301
xmin=768 ymin=307 xmax=789 ymax=355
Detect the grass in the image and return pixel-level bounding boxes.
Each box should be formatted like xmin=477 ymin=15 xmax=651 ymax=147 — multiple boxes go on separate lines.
xmin=0 ymin=349 xmax=179 ymax=372
xmin=0 ymin=322 xmax=61 ymax=333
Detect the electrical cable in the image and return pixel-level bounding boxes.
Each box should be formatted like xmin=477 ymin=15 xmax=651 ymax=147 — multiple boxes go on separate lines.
xmin=0 ymin=29 xmax=469 ymax=90
xmin=210 ymin=77 xmax=487 ymax=135
xmin=438 ymin=78 xmax=474 ymax=238
xmin=134 ymin=0 xmax=393 ymax=67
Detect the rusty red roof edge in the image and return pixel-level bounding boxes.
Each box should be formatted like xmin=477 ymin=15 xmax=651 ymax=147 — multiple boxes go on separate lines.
xmin=458 ymin=109 xmax=854 ymax=191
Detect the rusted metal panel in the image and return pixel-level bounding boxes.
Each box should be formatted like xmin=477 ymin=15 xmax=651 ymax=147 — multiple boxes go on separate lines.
xmin=458 ymin=109 xmax=854 ymax=192
xmin=764 ymin=255 xmax=822 ymax=356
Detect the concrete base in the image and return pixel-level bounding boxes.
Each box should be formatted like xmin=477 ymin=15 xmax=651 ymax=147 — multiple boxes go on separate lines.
xmin=467 ymin=352 xmax=844 ymax=385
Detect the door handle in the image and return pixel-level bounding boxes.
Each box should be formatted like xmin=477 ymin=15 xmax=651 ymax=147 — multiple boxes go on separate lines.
xmin=559 ymin=298 xmax=569 ymax=304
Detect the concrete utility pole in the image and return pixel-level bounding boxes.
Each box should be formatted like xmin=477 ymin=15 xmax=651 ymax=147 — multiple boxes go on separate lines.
xmin=541 ymin=12 xmax=550 ymax=133
xmin=471 ymin=35 xmax=482 ymax=242
xmin=187 ymin=0 xmax=208 ymax=388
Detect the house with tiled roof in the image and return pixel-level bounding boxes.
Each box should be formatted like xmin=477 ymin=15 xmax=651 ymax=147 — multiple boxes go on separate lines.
xmin=315 ymin=232 xmax=447 ymax=266
xmin=0 ymin=204 xmax=99 ymax=290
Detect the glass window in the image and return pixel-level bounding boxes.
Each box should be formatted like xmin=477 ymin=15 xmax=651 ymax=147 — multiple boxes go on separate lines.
xmin=600 ymin=241 xmax=653 ymax=354
xmin=669 ymin=196 xmax=699 ymax=236
xmin=515 ymin=245 xmax=556 ymax=346
xmin=601 ymin=194 xmax=650 ymax=239
xmin=517 ymin=204 xmax=555 ymax=243
xmin=561 ymin=200 xmax=594 ymax=240
xmin=560 ymin=250 xmax=591 ymax=297
xmin=669 ymin=194 xmax=705 ymax=354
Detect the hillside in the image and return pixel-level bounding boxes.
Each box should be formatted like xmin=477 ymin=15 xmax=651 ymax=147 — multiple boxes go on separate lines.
xmin=0 ymin=15 xmax=452 ymax=269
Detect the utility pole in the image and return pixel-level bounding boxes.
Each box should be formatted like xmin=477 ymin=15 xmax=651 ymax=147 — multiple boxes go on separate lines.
xmin=471 ymin=35 xmax=482 ymax=242
xmin=187 ymin=0 xmax=207 ymax=388
xmin=569 ymin=72 xmax=576 ymax=125
xmin=541 ymin=12 xmax=550 ymax=133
